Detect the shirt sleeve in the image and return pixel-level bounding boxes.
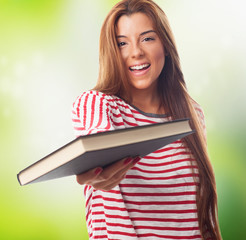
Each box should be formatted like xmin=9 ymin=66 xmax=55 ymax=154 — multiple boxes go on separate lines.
xmin=71 ymin=91 xmax=114 ymax=137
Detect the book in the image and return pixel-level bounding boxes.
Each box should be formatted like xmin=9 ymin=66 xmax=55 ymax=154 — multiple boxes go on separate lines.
xmin=17 ymin=119 xmax=194 ymax=186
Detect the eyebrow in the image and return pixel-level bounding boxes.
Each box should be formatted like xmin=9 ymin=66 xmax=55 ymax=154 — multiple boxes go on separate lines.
xmin=116 ymin=30 xmax=156 ymax=39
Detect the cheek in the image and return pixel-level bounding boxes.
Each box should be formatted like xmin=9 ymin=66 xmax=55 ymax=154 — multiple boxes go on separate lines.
xmin=154 ymin=50 xmax=165 ymax=70
xmin=120 ymin=49 xmax=128 ymax=62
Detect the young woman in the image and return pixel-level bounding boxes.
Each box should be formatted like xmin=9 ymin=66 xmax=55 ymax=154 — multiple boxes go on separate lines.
xmin=72 ymin=0 xmax=222 ymax=239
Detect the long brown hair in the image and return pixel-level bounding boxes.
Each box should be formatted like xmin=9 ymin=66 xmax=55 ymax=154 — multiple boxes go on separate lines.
xmin=93 ymin=0 xmax=222 ymax=239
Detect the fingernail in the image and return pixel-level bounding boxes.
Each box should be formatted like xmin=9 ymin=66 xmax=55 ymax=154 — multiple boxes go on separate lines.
xmin=94 ymin=168 xmax=103 ymax=175
xmin=124 ymin=157 xmax=132 ymax=165
xmin=133 ymin=156 xmax=141 ymax=164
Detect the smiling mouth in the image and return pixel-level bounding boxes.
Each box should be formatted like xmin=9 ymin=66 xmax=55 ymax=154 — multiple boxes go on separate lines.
xmin=129 ymin=63 xmax=150 ymax=71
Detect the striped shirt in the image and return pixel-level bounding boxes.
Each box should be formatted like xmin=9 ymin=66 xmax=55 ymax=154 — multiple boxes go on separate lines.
xmin=72 ymin=90 xmax=205 ymax=240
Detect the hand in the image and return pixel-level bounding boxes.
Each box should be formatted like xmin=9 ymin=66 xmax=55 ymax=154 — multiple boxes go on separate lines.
xmin=76 ymin=156 xmax=140 ymax=191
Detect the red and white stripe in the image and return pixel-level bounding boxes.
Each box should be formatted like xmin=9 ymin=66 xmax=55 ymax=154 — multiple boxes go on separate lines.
xmin=72 ymin=90 xmax=205 ymax=240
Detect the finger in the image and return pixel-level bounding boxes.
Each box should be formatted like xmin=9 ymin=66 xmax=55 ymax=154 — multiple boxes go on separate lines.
xmin=92 ymin=157 xmax=131 ymax=182
xmin=77 ymin=157 xmax=132 ymax=186
xmin=103 ymin=156 xmax=141 ymax=179
xmin=93 ymin=172 xmax=127 ymax=191
xmin=76 ymin=167 xmax=103 ymax=185
xmin=92 ymin=157 xmax=141 ymax=190
xmin=126 ymin=156 xmax=141 ymax=168
xmin=101 ymin=158 xmax=140 ymax=190
xmin=110 ymin=156 xmax=141 ymax=179
xmin=77 ymin=156 xmax=141 ymax=188
xmin=90 ymin=158 xmax=133 ymax=189
xmin=103 ymin=172 xmax=127 ymax=191
xmin=98 ymin=156 xmax=140 ymax=181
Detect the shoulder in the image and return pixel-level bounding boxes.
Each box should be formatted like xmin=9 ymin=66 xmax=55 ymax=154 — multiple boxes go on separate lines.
xmin=72 ymin=91 xmax=108 ymax=118
xmin=71 ymin=91 xmax=118 ymax=135
xmin=73 ymin=90 xmax=129 ymax=111
xmin=73 ymin=90 xmax=108 ymax=110
xmin=72 ymin=90 xmax=129 ymax=120
xmin=73 ymin=90 xmax=122 ymax=107
xmin=73 ymin=90 xmax=108 ymax=106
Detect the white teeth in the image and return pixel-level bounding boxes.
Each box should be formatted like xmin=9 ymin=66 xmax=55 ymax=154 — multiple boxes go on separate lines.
xmin=130 ymin=64 xmax=150 ymax=70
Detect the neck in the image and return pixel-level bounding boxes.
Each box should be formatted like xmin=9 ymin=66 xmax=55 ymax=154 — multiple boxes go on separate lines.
xmin=130 ymin=88 xmax=165 ymax=115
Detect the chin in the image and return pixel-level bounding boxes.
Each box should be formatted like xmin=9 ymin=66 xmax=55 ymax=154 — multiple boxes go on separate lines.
xmin=130 ymin=82 xmax=155 ymax=90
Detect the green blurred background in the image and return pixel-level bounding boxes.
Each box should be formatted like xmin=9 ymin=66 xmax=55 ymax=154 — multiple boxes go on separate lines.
xmin=0 ymin=0 xmax=245 ymax=239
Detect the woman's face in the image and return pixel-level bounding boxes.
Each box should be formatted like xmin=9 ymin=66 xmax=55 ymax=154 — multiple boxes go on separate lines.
xmin=116 ymin=12 xmax=165 ymax=96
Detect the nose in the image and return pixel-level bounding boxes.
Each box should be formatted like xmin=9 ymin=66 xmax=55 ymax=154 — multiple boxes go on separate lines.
xmin=130 ymin=43 xmax=144 ymax=59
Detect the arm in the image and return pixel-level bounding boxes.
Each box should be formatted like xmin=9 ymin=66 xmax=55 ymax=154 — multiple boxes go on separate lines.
xmin=72 ymin=91 xmax=140 ymax=190
xmin=71 ymin=91 xmax=114 ymax=137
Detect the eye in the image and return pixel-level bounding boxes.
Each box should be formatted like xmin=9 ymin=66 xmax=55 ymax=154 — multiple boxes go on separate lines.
xmin=143 ymin=37 xmax=155 ymax=42
xmin=117 ymin=42 xmax=126 ymax=47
